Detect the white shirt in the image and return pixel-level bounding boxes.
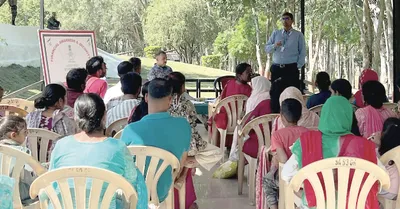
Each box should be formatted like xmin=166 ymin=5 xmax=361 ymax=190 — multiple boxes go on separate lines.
xmin=103 ymin=82 xmax=123 ymax=105
xmin=106 ymin=99 xmax=140 ymax=127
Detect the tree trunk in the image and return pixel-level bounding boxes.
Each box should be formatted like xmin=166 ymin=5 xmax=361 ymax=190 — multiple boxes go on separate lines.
xmin=250 ymin=0 xmax=264 ymax=75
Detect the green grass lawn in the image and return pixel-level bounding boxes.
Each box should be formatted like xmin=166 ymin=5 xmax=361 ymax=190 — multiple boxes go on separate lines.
xmin=113 ymin=57 xmax=234 ymax=98
xmin=1 ymin=57 xmax=232 ymax=99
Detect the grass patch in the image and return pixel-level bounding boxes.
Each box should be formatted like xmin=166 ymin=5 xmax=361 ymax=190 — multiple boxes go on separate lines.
xmin=1 ymin=57 xmax=232 ymax=99
xmin=0 ymin=65 xmax=41 ymax=99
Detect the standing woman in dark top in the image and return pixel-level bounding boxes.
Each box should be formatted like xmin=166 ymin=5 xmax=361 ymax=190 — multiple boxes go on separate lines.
xmin=330 ymin=79 xmax=361 ymax=136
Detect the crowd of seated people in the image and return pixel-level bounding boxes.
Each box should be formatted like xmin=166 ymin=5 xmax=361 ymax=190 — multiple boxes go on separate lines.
xmin=2 ymin=53 xmax=400 ymax=209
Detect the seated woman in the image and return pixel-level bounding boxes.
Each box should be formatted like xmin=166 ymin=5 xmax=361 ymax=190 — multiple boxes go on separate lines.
xmin=26 ymin=84 xmax=77 ymax=159
xmin=272 ymin=87 xmax=319 ymax=134
xmin=0 ymin=116 xmax=37 ymax=205
xmin=374 ymin=117 xmax=400 ymax=201
xmin=208 ymin=63 xmax=252 ymax=147
xmin=354 ymin=69 xmax=380 ymax=108
xmin=128 ymin=81 xmax=149 ymax=124
xmin=48 ymin=93 xmax=148 ymax=209
xmin=330 ymin=79 xmax=361 ymax=136
xmin=306 ymin=72 xmax=331 ymax=109
xmin=213 ymin=76 xmax=271 ymax=178
xmin=355 ymin=80 xmax=397 ymax=138
xmin=282 ymin=96 xmax=381 ymax=209
xmin=168 ymin=72 xmax=222 ymax=209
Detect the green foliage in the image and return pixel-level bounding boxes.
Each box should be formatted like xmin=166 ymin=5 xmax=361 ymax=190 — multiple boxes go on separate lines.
xmin=144 ymin=46 xmax=162 ymax=58
xmin=144 ymin=0 xmax=218 ymax=63
xmin=227 ymin=14 xmax=267 ymax=62
xmin=201 ymin=55 xmax=222 ymax=69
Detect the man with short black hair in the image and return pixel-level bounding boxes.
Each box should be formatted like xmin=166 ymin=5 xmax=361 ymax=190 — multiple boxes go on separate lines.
xmin=106 ymin=72 xmax=142 ymax=127
xmin=148 ymin=51 xmax=173 ymax=81
xmin=104 ymin=61 xmax=135 ymax=105
xmin=121 ymin=78 xmax=191 ymax=203
xmin=265 ymin=12 xmax=306 ymax=89
xmin=84 ymin=56 xmax=108 ymax=98
xmin=129 ymin=57 xmax=142 ymax=74
xmin=66 ymin=68 xmax=87 ymax=107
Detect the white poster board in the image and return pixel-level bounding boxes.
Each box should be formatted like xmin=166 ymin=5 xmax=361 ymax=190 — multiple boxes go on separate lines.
xmin=38 ymin=30 xmax=97 ymax=84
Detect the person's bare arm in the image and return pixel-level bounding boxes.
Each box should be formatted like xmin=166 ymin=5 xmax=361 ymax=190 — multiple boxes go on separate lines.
xmin=276 ymin=147 xmax=289 ymax=163
xmin=178 ymin=151 xmax=188 ymax=176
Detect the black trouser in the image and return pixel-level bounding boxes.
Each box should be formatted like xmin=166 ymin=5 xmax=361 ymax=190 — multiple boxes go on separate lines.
xmin=270 ymin=63 xmax=300 ymax=90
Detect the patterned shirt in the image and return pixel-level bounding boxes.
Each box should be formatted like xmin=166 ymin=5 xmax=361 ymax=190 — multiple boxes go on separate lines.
xmin=169 ymin=94 xmax=207 ymax=156
xmin=147 ymin=64 xmax=173 ymax=81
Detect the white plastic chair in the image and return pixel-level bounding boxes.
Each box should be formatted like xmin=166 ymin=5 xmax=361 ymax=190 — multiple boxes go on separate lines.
xmin=26 ymin=128 xmax=61 ymax=163
xmin=113 ymin=129 xmax=123 ymax=139
xmin=211 ymin=95 xmax=248 ymax=161
xmin=0 ymin=104 xmax=28 ymax=117
xmin=29 ymin=166 xmax=139 ymax=209
xmin=379 ymin=146 xmax=400 ymax=209
xmin=0 ymin=145 xmax=47 ymax=209
xmin=127 ymin=146 xmax=180 ymax=209
xmin=106 ymin=117 xmax=128 ymax=137
xmin=309 ymin=104 xmax=323 ymax=116
xmin=285 ymin=157 xmax=391 ymax=209
xmin=1 ymin=98 xmax=35 ymax=112
xmin=237 ymin=114 xmax=279 ymax=204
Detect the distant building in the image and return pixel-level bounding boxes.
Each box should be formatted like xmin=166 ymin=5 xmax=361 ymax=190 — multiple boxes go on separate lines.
xmin=166 ymin=50 xmax=180 ymax=62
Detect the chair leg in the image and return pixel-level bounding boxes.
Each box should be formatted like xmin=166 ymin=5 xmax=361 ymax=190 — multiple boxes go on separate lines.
xmin=248 ymin=158 xmax=257 ymax=206
xmin=279 ymin=164 xmax=285 ymax=209
xmin=179 ymin=179 xmax=186 ymax=209
xmin=165 ymin=188 xmax=174 ymax=209
xmin=217 ymin=128 xmax=227 ymax=162
xmin=238 ymin=151 xmax=245 ymax=195
xmin=211 ymin=123 xmax=218 ymax=145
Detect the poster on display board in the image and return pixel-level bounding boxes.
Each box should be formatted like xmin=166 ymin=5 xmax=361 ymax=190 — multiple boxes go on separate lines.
xmin=38 ymin=30 xmax=97 ymax=85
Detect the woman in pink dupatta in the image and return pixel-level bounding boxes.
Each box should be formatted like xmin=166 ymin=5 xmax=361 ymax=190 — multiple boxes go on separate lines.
xmin=208 ymin=63 xmax=252 ymax=147
xmin=272 ymin=87 xmax=319 ymax=134
xmin=355 ymin=80 xmax=397 ymax=138
xmin=353 ymin=69 xmax=379 ymax=108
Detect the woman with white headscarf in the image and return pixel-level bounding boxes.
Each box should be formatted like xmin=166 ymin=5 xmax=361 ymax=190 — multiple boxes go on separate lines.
xmin=272 ymin=86 xmax=320 ymax=134
xmin=213 ymin=76 xmax=272 ymax=178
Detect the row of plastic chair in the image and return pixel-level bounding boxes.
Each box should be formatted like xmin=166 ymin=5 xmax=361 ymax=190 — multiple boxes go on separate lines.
xmin=0 ymin=143 xmax=182 ymax=209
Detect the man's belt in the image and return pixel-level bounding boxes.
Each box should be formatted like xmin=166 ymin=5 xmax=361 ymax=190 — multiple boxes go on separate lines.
xmin=273 ymin=63 xmax=297 ymax=68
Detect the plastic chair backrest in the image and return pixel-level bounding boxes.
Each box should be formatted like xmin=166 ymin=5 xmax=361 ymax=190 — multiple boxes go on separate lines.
xmin=0 ymin=145 xmax=47 ymax=208
xmin=380 ymin=146 xmax=400 ymax=209
xmin=1 ymin=98 xmax=35 ymax=112
xmin=213 ymin=95 xmax=248 ymax=132
xmin=29 ymin=166 xmax=138 ymax=209
xmin=309 ymin=104 xmax=323 ymax=116
xmin=285 ymin=157 xmax=391 ymax=209
xmin=105 ymin=117 xmax=128 ymax=137
xmin=127 ymin=146 xmax=180 ymax=207
xmin=238 ymin=114 xmax=279 ymax=155
xmin=213 ymin=75 xmax=235 ymax=97
xmin=26 ymin=128 xmax=61 ymax=163
xmin=0 ymin=105 xmax=28 ymax=117
xmin=114 ymin=130 xmax=123 ymax=139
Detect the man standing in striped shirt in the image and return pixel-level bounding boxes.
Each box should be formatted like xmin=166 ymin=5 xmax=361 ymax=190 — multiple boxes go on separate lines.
xmin=106 ymin=72 xmax=142 ymax=128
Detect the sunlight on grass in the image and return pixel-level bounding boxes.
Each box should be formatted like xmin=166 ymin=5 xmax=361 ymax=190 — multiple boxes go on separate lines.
xmin=119 ymin=56 xmax=233 ymax=79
